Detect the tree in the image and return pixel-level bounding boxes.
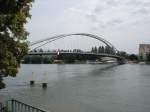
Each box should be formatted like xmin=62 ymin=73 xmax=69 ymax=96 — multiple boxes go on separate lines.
xmin=105 ymin=46 xmax=110 ymax=54
xmin=117 ymin=51 xmax=128 ymax=59
xmin=94 ymin=46 xmax=98 ymax=53
xmin=98 ymin=46 xmax=102 ymax=53
xmin=91 ymin=47 xmax=94 ymax=53
xmin=128 ymin=54 xmax=138 ymax=61
xmin=0 ymin=0 xmax=34 ymax=89
xmin=101 ymin=46 xmax=105 ymax=53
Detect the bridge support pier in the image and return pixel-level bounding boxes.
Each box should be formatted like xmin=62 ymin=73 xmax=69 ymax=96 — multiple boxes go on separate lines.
xmin=30 ymin=80 xmax=35 ymax=86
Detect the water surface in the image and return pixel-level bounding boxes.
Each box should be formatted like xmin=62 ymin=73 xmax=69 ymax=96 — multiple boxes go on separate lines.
xmin=1 ymin=64 xmax=150 ymax=112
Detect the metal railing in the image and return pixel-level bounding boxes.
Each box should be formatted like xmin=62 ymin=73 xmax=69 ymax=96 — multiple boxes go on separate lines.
xmin=6 ymin=99 xmax=47 ymax=112
xmin=0 ymin=102 xmax=7 ymax=112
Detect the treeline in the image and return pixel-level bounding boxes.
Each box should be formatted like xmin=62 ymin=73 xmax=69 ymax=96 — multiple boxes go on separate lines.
xmin=116 ymin=51 xmax=139 ymax=61
xmin=91 ymin=46 xmax=115 ymax=54
xmin=116 ymin=51 xmax=150 ymax=62
xmin=23 ymin=55 xmax=54 ymax=64
xmin=91 ymin=46 xmax=140 ymax=62
xmin=23 ymin=55 xmax=87 ymax=64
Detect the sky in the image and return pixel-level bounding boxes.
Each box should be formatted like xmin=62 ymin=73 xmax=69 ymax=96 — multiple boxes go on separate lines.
xmin=26 ymin=0 xmax=150 ymax=53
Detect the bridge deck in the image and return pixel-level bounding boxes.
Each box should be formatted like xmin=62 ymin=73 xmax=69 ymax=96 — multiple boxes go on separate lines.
xmin=28 ymin=51 xmax=122 ymax=59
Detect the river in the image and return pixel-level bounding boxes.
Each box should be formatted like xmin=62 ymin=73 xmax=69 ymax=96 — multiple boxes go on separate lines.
xmin=1 ymin=64 xmax=150 ymax=112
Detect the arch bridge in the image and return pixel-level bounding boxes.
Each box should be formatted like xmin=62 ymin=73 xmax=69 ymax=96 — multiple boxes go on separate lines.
xmin=28 ymin=33 xmax=125 ymax=64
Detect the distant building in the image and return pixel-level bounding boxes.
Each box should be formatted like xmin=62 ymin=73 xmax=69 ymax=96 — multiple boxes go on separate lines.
xmin=139 ymin=44 xmax=150 ymax=60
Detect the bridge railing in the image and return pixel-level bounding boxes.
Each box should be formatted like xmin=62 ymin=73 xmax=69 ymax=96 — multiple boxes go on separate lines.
xmin=6 ymin=99 xmax=48 ymax=112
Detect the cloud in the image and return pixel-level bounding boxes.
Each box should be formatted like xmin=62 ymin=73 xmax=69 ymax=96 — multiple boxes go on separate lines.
xmin=57 ymin=0 xmax=150 ymax=52
xmin=57 ymin=0 xmax=150 ymax=32
xmin=95 ymin=0 xmax=149 ymax=28
xmin=27 ymin=0 xmax=150 ymax=53
xmin=132 ymin=7 xmax=149 ymax=15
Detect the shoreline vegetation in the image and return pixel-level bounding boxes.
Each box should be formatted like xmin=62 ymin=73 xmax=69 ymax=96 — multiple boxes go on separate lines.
xmin=22 ymin=55 xmax=117 ymax=64
xmin=22 ymin=55 xmax=150 ymax=65
xmin=22 ymin=50 xmax=150 ymax=64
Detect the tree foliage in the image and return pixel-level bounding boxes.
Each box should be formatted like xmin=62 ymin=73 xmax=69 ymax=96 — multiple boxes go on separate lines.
xmin=23 ymin=55 xmax=54 ymax=64
xmin=0 ymin=0 xmax=34 ymax=89
xmin=128 ymin=54 xmax=138 ymax=61
xmin=116 ymin=51 xmax=128 ymax=58
xmin=91 ymin=46 xmax=115 ymax=54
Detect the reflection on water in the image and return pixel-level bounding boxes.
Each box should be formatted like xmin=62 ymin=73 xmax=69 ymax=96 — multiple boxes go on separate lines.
xmin=1 ymin=64 xmax=150 ymax=112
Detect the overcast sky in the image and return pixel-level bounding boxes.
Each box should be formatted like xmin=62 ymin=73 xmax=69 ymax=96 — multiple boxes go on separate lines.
xmin=26 ymin=0 xmax=150 ymax=53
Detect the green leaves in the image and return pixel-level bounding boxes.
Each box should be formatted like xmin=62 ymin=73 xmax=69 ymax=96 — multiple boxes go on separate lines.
xmin=0 ymin=0 xmax=34 ymax=89
xmin=0 ymin=0 xmax=34 ymax=39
